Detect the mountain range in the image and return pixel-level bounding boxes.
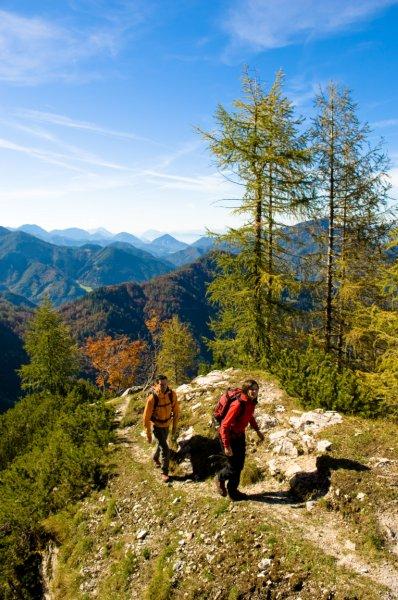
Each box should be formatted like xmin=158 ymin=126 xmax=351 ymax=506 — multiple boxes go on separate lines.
xmin=0 ymin=255 xmax=216 ymax=411
xmin=0 ymin=226 xmax=216 ymax=306
xmin=11 ymin=224 xmax=207 ymax=250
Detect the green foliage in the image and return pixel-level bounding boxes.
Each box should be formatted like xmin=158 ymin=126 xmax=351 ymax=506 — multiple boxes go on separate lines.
xmin=200 ymin=70 xmax=312 ymax=368
xmin=273 ymin=345 xmax=380 ymax=417
xmin=157 ymin=315 xmax=199 ymax=385
xmin=0 ymin=378 xmax=113 ymax=599
xmin=310 ymin=82 xmax=390 ymax=357
xmin=19 ymin=298 xmax=80 ymax=395
xmin=345 ymin=234 xmax=398 ymax=417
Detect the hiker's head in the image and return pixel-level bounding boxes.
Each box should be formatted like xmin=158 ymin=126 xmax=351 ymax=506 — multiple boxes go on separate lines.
xmin=155 ymin=374 xmax=168 ymax=393
xmin=242 ymin=379 xmax=259 ymax=400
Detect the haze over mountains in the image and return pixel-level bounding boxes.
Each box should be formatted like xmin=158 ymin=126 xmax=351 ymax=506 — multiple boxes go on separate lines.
xmin=10 ymin=224 xmax=207 ymax=248
xmin=0 ymin=226 xmax=214 ymax=306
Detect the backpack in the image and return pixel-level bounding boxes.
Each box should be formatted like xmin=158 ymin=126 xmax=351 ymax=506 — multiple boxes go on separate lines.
xmin=150 ymin=388 xmax=174 ymax=423
xmin=213 ymin=388 xmax=244 ymax=427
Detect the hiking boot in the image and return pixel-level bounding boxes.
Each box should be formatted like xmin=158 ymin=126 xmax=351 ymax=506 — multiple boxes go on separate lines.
xmin=214 ymin=475 xmax=227 ymax=497
xmin=161 ymin=473 xmax=170 ymax=483
xmin=153 ymin=457 xmax=161 ymax=468
xmin=228 ymin=490 xmax=247 ymax=501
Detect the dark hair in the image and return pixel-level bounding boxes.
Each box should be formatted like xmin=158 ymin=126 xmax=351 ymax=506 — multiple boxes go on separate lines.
xmin=241 ymin=379 xmax=259 ymax=394
xmin=155 ymin=374 xmax=168 ymax=382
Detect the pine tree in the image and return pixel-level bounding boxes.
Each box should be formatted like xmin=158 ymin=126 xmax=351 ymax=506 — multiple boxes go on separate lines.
xmin=198 ymin=70 xmax=311 ymax=367
xmin=310 ymin=83 xmax=390 ymax=361
xmin=19 ymin=299 xmax=79 ymax=394
xmin=156 ymin=316 xmax=198 ymax=385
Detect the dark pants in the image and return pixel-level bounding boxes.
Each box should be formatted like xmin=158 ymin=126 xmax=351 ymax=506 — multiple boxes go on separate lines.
xmin=218 ymin=434 xmax=246 ymax=496
xmin=153 ymin=426 xmax=170 ymax=474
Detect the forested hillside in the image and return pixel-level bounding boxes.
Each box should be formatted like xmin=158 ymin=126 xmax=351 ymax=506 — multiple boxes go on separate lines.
xmin=0 ymin=300 xmax=31 ymax=411
xmin=0 ymin=255 xmax=216 ymax=410
xmin=0 ymin=229 xmax=173 ymax=306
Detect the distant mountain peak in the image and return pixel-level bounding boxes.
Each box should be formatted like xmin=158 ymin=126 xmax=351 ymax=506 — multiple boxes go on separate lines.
xmin=148 ymin=234 xmax=189 ymax=255
xmin=88 ymin=227 xmax=114 ymax=238
xmin=18 ymin=224 xmax=48 ymax=236
xmin=140 ymin=229 xmax=163 ymax=242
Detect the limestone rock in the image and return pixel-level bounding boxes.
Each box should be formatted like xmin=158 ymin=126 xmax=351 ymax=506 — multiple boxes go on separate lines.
xmin=273 ymin=438 xmax=299 ymax=457
xmin=289 ymin=410 xmax=342 ymax=433
xmin=256 ymin=413 xmax=278 ymax=430
xmin=317 ymin=439 xmax=332 ymax=453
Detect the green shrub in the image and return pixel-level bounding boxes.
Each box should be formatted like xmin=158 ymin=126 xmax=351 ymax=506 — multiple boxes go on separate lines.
xmin=0 ymin=384 xmax=114 ymax=598
xmin=272 ymin=346 xmax=381 ymax=417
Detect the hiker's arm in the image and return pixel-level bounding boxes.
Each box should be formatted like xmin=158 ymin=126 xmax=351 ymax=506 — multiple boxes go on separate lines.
xmin=143 ymin=395 xmax=155 ymax=442
xmin=249 ymin=416 xmax=264 ymax=441
xmin=171 ymin=392 xmax=179 ymax=434
xmin=219 ymin=401 xmax=241 ymax=453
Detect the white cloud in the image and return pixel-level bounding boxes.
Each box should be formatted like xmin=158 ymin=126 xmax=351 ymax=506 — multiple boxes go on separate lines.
xmin=0 ymin=136 xmax=132 ymax=172
xmin=372 ymin=118 xmax=398 ymax=128
xmin=144 ymin=169 xmax=241 ymax=197
xmin=225 ymin=0 xmax=398 ymax=50
xmin=14 ymin=109 xmax=159 ymax=144
xmin=0 ymin=9 xmax=127 ymax=84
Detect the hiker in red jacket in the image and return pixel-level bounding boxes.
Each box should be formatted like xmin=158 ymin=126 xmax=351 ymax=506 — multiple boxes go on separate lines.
xmin=215 ymin=379 xmax=264 ymax=500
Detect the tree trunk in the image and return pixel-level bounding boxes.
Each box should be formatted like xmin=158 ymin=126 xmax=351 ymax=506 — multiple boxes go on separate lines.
xmin=325 ymin=106 xmax=335 ymax=353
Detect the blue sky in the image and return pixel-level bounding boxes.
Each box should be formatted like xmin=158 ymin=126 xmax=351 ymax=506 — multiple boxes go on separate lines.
xmin=1 ymin=0 xmax=398 ymax=236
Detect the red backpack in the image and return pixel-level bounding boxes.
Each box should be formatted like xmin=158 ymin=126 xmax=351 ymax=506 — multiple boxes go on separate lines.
xmin=213 ymin=388 xmax=244 ymax=426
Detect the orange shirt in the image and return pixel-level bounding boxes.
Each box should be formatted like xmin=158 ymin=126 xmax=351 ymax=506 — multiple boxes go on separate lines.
xmin=143 ymin=388 xmax=179 ymax=431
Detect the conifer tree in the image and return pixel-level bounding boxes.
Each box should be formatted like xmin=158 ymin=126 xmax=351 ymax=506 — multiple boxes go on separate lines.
xmin=199 ymin=70 xmax=311 ymax=367
xmin=310 ymin=83 xmax=390 ymax=361
xmin=156 ymin=316 xmax=198 ymax=385
xmin=19 ymin=299 xmax=79 ymax=394
xmin=346 ymin=231 xmax=398 ymax=414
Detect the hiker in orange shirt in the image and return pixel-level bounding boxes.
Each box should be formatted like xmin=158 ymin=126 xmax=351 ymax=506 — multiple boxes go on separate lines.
xmin=143 ymin=375 xmax=179 ymax=483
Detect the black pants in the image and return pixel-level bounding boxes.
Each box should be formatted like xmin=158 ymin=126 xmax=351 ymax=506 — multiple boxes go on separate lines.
xmin=218 ymin=434 xmax=246 ymax=496
xmin=153 ymin=426 xmax=170 ymax=474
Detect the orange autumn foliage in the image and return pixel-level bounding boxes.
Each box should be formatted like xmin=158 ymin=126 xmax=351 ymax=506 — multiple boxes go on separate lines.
xmin=84 ymin=335 xmax=146 ymax=391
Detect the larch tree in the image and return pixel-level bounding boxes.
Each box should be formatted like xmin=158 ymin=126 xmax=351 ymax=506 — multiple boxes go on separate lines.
xmin=19 ymin=298 xmax=80 ymax=394
xmin=345 ymin=231 xmax=398 ymax=415
xmin=310 ymin=83 xmax=390 ymax=361
xmin=156 ymin=315 xmax=198 ymax=385
xmin=198 ymin=70 xmax=312 ymax=367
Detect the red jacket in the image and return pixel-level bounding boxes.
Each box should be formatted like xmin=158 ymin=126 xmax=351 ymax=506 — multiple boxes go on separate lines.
xmin=219 ymin=392 xmax=260 ymax=448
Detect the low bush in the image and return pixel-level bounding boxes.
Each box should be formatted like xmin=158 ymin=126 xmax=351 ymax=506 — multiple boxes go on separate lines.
xmin=272 ymin=346 xmax=381 ymax=417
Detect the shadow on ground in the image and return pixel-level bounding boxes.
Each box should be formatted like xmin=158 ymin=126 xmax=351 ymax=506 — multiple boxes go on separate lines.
xmin=288 ymin=455 xmax=370 ymax=501
xmin=171 ymin=434 xmax=370 ymax=504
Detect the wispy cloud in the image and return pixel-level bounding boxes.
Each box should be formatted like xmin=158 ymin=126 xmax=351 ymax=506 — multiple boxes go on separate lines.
xmin=0 ymin=6 xmax=147 ymax=84
xmin=0 ymin=136 xmax=132 ymax=172
xmin=14 ymin=109 xmax=159 ymax=144
xmin=144 ymin=169 xmax=240 ymax=196
xmin=372 ymin=118 xmax=398 ymax=128
xmin=224 ymin=0 xmax=398 ymax=50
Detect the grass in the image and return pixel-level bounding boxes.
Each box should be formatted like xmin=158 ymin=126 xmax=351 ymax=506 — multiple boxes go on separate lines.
xmin=98 ymin=550 xmax=140 ymax=600
xmin=120 ymin=391 xmax=145 ymax=427
xmin=319 ymin=415 xmax=398 ymax=563
xmin=240 ymin=457 xmax=264 ymax=486
xmin=42 ymin=368 xmax=397 ymax=600
xmin=144 ymin=543 xmax=176 ymax=600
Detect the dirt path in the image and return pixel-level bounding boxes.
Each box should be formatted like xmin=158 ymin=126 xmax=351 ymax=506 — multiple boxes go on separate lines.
xmin=117 ymin=399 xmax=398 ymax=599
